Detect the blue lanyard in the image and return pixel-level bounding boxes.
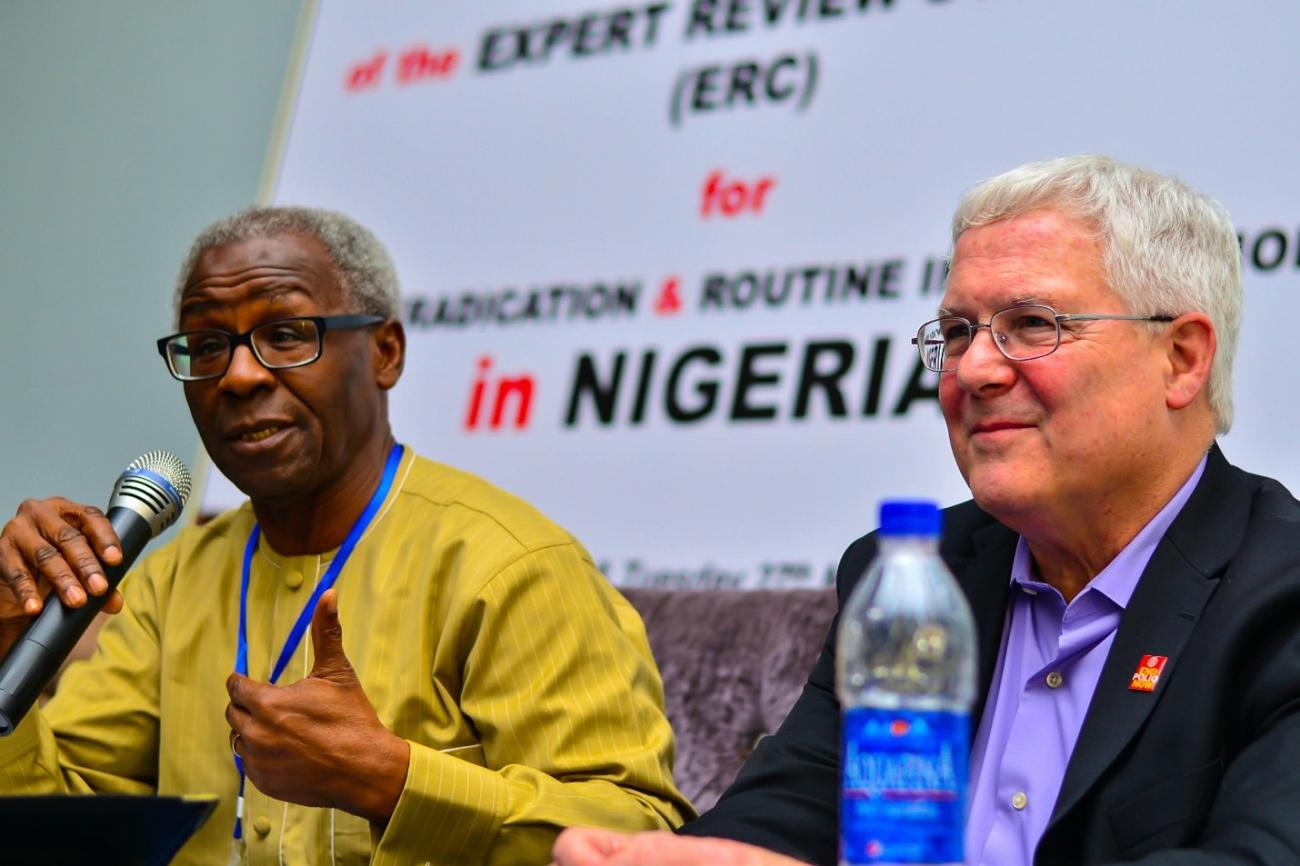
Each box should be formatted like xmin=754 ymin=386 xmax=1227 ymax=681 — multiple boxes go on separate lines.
xmin=231 ymin=443 xmax=403 ymax=841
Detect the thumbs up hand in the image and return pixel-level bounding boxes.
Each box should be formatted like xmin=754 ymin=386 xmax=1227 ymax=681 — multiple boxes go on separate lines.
xmin=225 ymin=589 xmax=410 ymax=824
xmin=306 ymin=587 xmax=359 ymax=682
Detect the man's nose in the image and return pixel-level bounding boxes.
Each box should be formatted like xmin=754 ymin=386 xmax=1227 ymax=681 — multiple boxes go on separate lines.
xmin=953 ymin=325 xmax=1016 ymax=392
xmin=218 ymin=344 xmax=276 ymax=395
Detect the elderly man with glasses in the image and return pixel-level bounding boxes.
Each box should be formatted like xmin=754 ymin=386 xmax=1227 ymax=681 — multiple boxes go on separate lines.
xmin=0 ymin=207 xmax=691 ymax=865
xmin=554 ymin=155 xmax=1300 ymax=866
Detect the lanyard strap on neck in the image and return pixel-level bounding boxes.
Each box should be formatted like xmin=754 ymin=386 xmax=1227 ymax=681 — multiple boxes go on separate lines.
xmin=231 ymin=442 xmax=403 ymax=839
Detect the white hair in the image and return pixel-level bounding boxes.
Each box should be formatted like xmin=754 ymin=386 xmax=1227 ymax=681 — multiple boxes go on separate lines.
xmin=174 ymin=206 xmax=400 ymax=324
xmin=952 ymin=155 xmax=1242 ymax=433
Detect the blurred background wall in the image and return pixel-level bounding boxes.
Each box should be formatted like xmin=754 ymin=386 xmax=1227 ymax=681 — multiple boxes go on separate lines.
xmin=0 ymin=1 xmax=303 ymax=535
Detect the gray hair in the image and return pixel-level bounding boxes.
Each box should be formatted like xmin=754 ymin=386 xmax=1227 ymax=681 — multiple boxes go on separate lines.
xmin=174 ymin=206 xmax=400 ymax=323
xmin=952 ymin=155 xmax=1242 ymax=433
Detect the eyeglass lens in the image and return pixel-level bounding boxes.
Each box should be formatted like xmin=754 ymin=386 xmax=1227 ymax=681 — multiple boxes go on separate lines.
xmin=918 ymin=305 xmax=1061 ymax=372
xmin=165 ymin=319 xmax=322 ymax=379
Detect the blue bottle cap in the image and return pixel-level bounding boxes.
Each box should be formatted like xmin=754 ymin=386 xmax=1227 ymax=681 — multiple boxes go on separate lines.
xmin=878 ymin=500 xmax=942 ymax=536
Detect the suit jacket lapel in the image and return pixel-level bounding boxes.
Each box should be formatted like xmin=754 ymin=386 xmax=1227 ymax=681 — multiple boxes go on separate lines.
xmin=1047 ymin=445 xmax=1248 ymax=828
xmin=1046 ymin=544 xmax=1215 ymax=824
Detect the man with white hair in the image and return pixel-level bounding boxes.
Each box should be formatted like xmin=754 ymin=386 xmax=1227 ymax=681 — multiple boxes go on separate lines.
xmin=0 ymin=207 xmax=691 ymax=865
xmin=553 ymin=155 xmax=1300 ymax=865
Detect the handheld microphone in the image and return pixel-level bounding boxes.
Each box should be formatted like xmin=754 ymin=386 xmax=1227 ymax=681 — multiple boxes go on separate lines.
xmin=0 ymin=451 xmax=192 ymax=735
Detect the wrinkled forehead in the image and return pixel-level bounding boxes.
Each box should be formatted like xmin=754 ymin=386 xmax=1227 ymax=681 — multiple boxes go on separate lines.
xmin=178 ymin=233 xmax=345 ymax=321
xmin=940 ymin=211 xmax=1113 ymax=316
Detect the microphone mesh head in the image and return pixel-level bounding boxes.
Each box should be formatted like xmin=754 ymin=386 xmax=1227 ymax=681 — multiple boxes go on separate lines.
xmin=125 ymin=451 xmax=193 ymax=505
xmin=109 ymin=451 xmax=192 ymax=537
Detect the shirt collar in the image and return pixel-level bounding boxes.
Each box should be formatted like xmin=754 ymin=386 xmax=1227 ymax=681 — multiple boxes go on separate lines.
xmin=1009 ymin=454 xmax=1209 ymax=610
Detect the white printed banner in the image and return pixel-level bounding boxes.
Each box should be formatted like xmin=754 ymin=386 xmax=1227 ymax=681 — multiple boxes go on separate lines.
xmin=200 ymin=0 xmax=1300 ymax=588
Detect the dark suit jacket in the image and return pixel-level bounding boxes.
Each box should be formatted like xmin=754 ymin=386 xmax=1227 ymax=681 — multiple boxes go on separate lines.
xmin=683 ymin=446 xmax=1300 ymax=864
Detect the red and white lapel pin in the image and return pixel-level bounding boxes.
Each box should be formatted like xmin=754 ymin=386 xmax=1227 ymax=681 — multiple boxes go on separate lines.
xmin=1128 ymin=655 xmax=1168 ymax=692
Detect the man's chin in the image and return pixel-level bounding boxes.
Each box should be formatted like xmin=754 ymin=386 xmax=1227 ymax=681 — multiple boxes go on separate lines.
xmin=209 ymin=454 xmax=303 ymax=505
xmin=968 ymin=472 xmax=1042 ymax=525
xmin=223 ymin=475 xmax=290 ymax=505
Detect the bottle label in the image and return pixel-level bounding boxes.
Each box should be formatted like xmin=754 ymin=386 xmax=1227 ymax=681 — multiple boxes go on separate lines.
xmin=840 ymin=707 xmax=969 ymax=865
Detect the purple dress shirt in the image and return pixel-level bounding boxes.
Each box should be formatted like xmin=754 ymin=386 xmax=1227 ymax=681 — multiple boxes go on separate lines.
xmin=963 ymin=456 xmax=1208 ymax=866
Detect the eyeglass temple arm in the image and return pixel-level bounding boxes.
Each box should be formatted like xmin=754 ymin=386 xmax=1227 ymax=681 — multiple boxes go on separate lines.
xmin=318 ymin=314 xmax=386 ymax=334
xmin=1056 ymin=313 xmax=1177 ymax=323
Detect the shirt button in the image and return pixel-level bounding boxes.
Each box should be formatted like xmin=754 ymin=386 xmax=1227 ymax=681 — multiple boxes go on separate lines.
xmin=253 ymin=816 xmax=272 ymax=837
xmin=285 ymin=570 xmax=304 ymax=590
xmin=1046 ymin=671 xmax=1064 ymax=689
xmin=1011 ymin=791 xmax=1028 ymax=810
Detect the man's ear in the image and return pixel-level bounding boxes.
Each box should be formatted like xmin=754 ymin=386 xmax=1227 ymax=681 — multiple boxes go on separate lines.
xmin=372 ymin=319 xmax=405 ymax=391
xmin=1163 ymin=311 xmax=1215 ymax=411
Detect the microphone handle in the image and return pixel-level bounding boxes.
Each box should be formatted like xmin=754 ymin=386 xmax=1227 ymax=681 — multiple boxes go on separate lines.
xmin=0 ymin=505 xmax=152 ymax=736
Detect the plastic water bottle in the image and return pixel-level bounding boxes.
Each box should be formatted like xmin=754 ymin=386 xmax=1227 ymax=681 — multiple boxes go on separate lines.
xmin=836 ymin=500 xmax=977 ymax=866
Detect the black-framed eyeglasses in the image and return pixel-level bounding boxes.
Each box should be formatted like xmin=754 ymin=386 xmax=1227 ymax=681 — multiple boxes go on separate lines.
xmin=911 ymin=304 xmax=1176 ymax=373
xmin=156 ymin=314 xmax=385 ymax=382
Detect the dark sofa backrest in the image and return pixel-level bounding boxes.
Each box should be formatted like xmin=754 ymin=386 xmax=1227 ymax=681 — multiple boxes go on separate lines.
xmin=620 ymin=587 xmax=837 ymax=812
